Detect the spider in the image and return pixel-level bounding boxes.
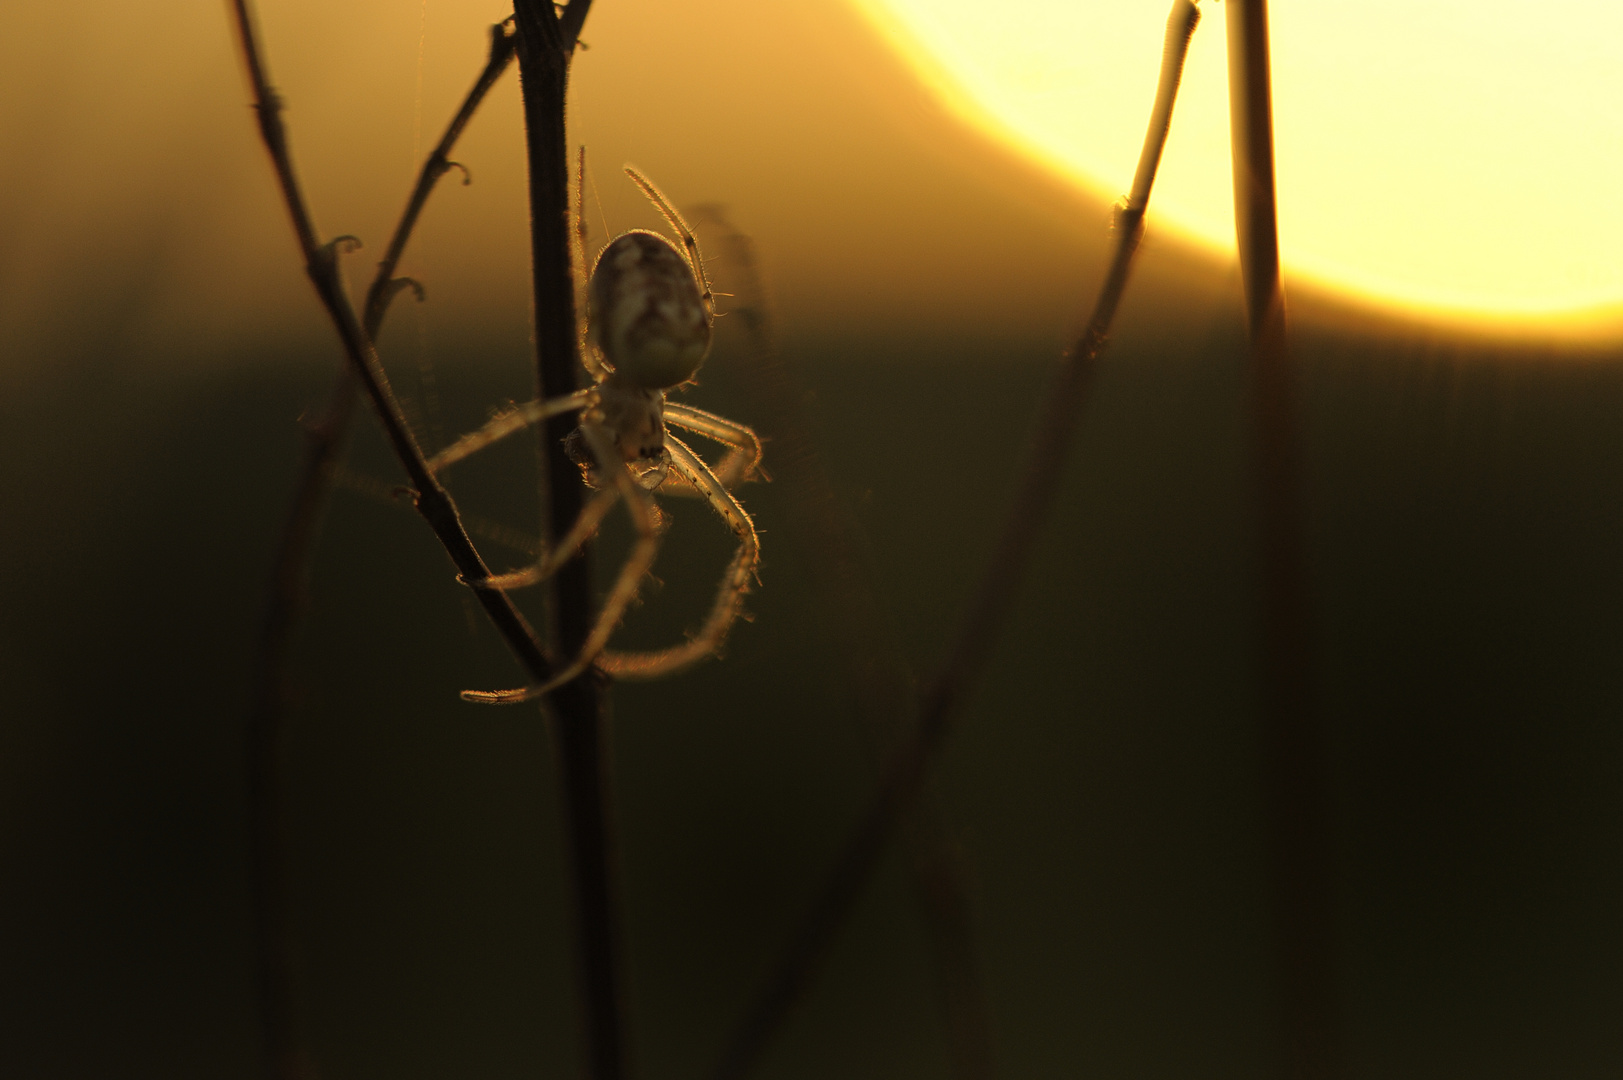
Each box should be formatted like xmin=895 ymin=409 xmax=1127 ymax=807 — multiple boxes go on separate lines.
xmin=425 ymin=166 xmax=763 ymax=705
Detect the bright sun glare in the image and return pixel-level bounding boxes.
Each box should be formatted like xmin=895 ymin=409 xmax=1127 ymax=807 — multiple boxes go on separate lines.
xmin=850 ymin=0 xmax=1623 ymax=325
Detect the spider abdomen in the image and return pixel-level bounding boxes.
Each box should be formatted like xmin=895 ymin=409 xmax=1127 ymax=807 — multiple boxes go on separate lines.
xmin=589 ymin=230 xmax=710 ymax=389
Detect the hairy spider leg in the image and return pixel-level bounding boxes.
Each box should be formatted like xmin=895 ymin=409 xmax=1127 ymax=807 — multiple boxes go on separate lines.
xmin=461 ymin=432 xmax=757 ymax=703
xmin=479 ymin=487 xmax=620 ymax=590
xmin=427 ymin=386 xmax=619 ymax=591
xmin=596 ymin=432 xmax=759 ymax=681
xmin=659 ymin=402 xmax=766 ymax=492
xmin=425 ymin=387 xmax=592 ymax=473
xmin=624 ymin=166 xmax=714 ymax=320
xmin=461 ymin=423 xmax=664 ymax=705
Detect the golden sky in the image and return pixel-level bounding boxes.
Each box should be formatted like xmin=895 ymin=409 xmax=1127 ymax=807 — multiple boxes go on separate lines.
xmin=0 ymin=0 xmax=1237 ymax=382
xmin=3 ymin=0 xmax=1612 ymax=382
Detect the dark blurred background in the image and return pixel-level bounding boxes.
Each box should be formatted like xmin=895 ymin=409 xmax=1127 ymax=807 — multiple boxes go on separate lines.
xmin=3 ymin=1 xmax=1623 ymax=1077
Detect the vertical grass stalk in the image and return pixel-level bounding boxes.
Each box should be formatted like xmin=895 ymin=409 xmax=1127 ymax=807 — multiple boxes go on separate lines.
xmin=1224 ymin=2 xmax=1340 ymax=1076
xmin=508 ymin=5 xmax=628 ymax=1079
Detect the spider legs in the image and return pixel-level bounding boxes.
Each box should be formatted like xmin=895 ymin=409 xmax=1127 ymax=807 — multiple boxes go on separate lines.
xmin=427 ymin=387 xmax=602 ymax=588
xmin=660 ymin=402 xmax=766 ymax=492
xmin=461 ymin=424 xmax=663 ymax=705
xmin=624 ymin=166 xmax=713 ymax=316
xmin=438 ymin=387 xmax=760 ymax=703
xmin=479 ymin=487 xmax=619 ymax=591
xmin=425 ymin=388 xmax=592 ymax=474
xmin=461 ymin=432 xmax=759 ymax=703
xmin=596 ymin=432 xmax=760 ymax=682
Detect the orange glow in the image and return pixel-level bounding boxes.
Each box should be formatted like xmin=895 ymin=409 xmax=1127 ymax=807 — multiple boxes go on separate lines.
xmin=0 ymin=0 xmax=1144 ymax=363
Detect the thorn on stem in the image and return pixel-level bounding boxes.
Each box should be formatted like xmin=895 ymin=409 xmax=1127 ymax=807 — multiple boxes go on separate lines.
xmin=323 ymin=234 xmax=363 ymax=259
xmin=1110 ymin=199 xmax=1144 ymax=234
xmin=387 ymin=276 xmax=427 ymax=304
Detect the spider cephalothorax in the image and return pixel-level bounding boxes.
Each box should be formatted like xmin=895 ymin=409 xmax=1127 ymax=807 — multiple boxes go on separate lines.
xmin=567 ymin=379 xmax=671 ymax=490
xmin=426 ymin=165 xmax=762 ymax=704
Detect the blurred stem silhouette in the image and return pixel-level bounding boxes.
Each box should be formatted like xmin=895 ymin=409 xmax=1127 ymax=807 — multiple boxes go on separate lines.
xmin=1225 ymin=2 xmax=1338 ymax=1077
xmin=712 ymin=3 xmax=1202 ymax=1076
xmin=698 ymin=210 xmax=994 ymax=1080
xmin=229 ymin=2 xmax=616 ymax=1078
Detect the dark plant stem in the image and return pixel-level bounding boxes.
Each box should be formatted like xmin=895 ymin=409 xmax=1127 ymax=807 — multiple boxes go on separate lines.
xmin=908 ymin=805 xmax=993 ymax=1080
xmin=242 ymin=18 xmax=518 ymax=1080
xmin=363 ymin=22 xmax=519 ymax=336
xmin=231 ymin=0 xmax=555 ymax=666
xmin=701 ymin=213 xmax=993 ymax=1080
xmin=509 ymin=5 xmax=626 ymax=1080
xmin=713 ymin=4 xmax=1201 ymax=1076
xmin=247 ymin=368 xmax=352 ymax=1080
xmin=229 ymin=0 xmax=621 ymax=1070
xmin=1225 ymin=3 xmax=1338 ymax=1077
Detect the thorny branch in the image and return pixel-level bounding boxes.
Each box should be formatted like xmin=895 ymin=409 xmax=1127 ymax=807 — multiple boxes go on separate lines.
xmin=713 ymin=3 xmax=1203 ymax=1076
xmin=1225 ymin=1 xmax=1338 ymax=1076
xmin=229 ymin=0 xmax=552 ymax=679
xmin=364 ymin=21 xmax=519 ymax=336
xmin=243 ymin=18 xmax=517 ymax=1080
xmin=229 ymin=2 xmax=609 ymax=1076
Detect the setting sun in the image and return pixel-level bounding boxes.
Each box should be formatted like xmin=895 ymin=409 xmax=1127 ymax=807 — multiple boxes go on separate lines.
xmin=851 ymin=0 xmax=1623 ymax=323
